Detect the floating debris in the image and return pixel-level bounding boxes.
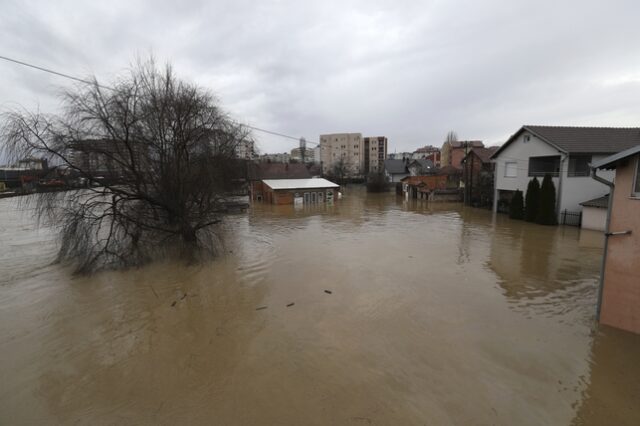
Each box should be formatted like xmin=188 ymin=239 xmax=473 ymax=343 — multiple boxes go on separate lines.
xmin=286 ymin=302 xmax=295 ymax=307
xmin=171 ymin=301 xmax=177 ymax=307
xmin=255 ymin=306 xmax=268 ymax=311
xmin=324 ymin=290 xmax=332 ymax=294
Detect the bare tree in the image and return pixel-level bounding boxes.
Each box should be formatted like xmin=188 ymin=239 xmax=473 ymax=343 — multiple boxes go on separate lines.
xmin=1 ymin=59 xmax=251 ymax=273
xmin=330 ymin=156 xmax=351 ymax=184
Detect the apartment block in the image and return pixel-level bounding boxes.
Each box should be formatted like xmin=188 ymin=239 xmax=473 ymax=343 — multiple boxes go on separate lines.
xmin=319 ymin=133 xmax=364 ymax=176
xmin=363 ymin=136 xmax=388 ymax=174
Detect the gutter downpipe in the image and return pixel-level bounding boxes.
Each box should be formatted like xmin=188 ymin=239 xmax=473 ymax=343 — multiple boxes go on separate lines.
xmin=556 ymin=153 xmax=567 ymax=222
xmin=590 ymin=167 xmax=614 ymax=321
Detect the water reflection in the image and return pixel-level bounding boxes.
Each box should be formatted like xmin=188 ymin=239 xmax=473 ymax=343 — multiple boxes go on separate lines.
xmin=1 ymin=189 xmax=639 ymax=425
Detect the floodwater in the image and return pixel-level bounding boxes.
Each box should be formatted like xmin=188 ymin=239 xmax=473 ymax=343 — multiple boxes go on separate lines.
xmin=1 ymin=187 xmax=639 ymax=425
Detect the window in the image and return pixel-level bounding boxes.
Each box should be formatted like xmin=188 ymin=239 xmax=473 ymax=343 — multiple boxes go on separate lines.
xmin=523 ymin=134 xmax=531 ymax=143
xmin=528 ymin=156 xmax=560 ymax=177
xmin=505 ymin=162 xmax=517 ymax=177
xmin=633 ymin=156 xmax=640 ymax=197
xmin=568 ymin=155 xmax=592 ymax=177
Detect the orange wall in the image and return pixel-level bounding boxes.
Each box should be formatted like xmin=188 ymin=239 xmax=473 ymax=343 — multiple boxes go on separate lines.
xmin=600 ymin=154 xmax=640 ymax=334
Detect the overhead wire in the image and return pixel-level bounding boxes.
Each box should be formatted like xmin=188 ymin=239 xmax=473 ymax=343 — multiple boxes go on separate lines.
xmin=0 ymin=54 xmax=319 ymax=146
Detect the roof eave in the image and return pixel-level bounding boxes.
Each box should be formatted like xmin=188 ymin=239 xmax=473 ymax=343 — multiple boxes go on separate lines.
xmin=590 ymin=144 xmax=640 ymax=170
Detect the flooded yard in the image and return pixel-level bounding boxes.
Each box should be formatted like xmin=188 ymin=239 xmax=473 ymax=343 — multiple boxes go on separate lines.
xmin=1 ymin=187 xmax=639 ymax=425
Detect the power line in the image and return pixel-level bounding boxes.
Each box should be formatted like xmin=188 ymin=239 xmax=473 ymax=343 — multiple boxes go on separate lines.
xmin=0 ymin=54 xmax=319 ymax=146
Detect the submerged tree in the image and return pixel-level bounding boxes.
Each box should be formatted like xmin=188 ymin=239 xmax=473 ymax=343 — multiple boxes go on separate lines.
xmin=536 ymin=173 xmax=558 ymax=225
xmin=509 ymin=189 xmax=524 ymax=220
xmin=1 ymin=59 xmax=251 ymax=273
xmin=366 ymin=171 xmax=390 ymax=193
xmin=524 ymin=177 xmax=540 ymax=222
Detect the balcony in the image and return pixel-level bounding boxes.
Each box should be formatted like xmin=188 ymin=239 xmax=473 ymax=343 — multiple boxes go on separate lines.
xmin=528 ymin=156 xmax=560 ymax=177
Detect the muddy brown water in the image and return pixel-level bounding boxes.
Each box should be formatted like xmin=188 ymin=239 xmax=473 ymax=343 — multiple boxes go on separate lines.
xmin=1 ymin=187 xmax=639 ymax=425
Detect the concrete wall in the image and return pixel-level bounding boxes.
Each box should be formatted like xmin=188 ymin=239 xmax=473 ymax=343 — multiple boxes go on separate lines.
xmin=560 ymin=154 xmax=613 ymax=212
xmin=600 ymin=154 xmax=640 ymax=334
xmin=581 ymin=207 xmax=607 ymax=231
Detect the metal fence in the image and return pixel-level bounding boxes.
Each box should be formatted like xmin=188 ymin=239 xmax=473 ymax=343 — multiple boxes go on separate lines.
xmin=560 ymin=209 xmax=582 ymax=226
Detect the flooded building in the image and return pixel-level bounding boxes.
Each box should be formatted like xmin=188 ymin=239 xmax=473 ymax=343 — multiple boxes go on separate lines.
xmin=259 ymin=178 xmax=339 ymax=205
xmin=579 ymin=195 xmax=608 ymax=231
xmin=248 ymin=162 xmax=311 ymax=202
xmin=491 ymin=126 xmax=640 ymax=220
xmin=461 ymin=146 xmax=499 ymax=208
xmin=591 ymin=145 xmax=640 ymax=334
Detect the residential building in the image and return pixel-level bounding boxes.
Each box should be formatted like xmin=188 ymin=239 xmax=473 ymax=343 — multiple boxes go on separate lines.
xmin=320 ymin=133 xmax=363 ymax=177
xmin=407 ymin=159 xmax=435 ymax=176
xmin=383 ymin=159 xmax=410 ymax=182
xmin=441 ymin=140 xmax=484 ymax=169
xmin=412 ymin=145 xmax=441 ymax=167
xmin=400 ymin=175 xmax=461 ymax=201
xmin=290 ymin=147 xmax=316 ymax=163
xmin=591 ymin=145 xmax=640 ymax=334
xmin=363 ymin=136 xmax=388 ymax=174
xmin=259 ymin=178 xmax=340 ymax=205
xmin=491 ymin=126 xmax=640 ymax=221
xmin=235 ymin=139 xmax=256 ymax=160
xmin=461 ymin=147 xmax=499 ymax=208
xmin=388 ymin=152 xmax=413 ymax=161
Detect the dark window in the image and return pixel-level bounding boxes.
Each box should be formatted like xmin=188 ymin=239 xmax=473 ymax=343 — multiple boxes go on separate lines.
xmin=568 ymin=155 xmax=592 ymax=177
xmin=528 ymin=156 xmax=560 ymax=177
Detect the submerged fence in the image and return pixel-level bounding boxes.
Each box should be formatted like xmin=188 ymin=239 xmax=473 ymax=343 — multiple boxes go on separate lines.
xmin=560 ymin=209 xmax=582 ymax=227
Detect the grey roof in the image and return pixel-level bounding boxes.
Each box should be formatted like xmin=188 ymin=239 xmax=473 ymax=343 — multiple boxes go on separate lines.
xmin=591 ymin=144 xmax=640 ymax=169
xmin=492 ymin=126 xmax=640 ymax=158
xmin=384 ymin=159 xmax=408 ymax=174
xmin=580 ymin=194 xmax=609 ymax=208
xmin=414 ymin=159 xmax=434 ymax=169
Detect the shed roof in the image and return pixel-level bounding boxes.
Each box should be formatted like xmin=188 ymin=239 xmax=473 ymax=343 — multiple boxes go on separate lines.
xmin=262 ymin=178 xmax=339 ymax=190
xmin=580 ymin=194 xmax=609 ymax=208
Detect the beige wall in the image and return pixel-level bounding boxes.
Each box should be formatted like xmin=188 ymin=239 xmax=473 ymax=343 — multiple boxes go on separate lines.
xmin=600 ymin=154 xmax=640 ymax=334
xmin=319 ymin=133 xmax=363 ymax=176
xmin=582 ymin=207 xmax=607 ymax=232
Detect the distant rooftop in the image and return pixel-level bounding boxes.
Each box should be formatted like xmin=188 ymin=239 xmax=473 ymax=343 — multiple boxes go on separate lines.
xmin=262 ymin=178 xmax=339 ymax=190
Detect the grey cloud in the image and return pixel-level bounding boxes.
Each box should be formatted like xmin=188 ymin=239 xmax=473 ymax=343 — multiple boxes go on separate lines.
xmin=2 ymin=0 xmax=640 ymax=153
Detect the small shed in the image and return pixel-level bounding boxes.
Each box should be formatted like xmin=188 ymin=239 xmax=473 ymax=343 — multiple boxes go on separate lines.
xmin=260 ymin=178 xmax=340 ymax=205
xmin=579 ymin=194 xmax=609 ymax=231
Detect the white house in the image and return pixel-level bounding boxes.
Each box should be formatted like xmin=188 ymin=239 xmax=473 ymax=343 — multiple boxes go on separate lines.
xmin=491 ymin=126 xmax=640 ymax=221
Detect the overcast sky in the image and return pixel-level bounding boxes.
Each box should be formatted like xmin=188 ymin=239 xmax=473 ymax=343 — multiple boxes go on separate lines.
xmin=2 ymin=0 xmax=640 ymax=154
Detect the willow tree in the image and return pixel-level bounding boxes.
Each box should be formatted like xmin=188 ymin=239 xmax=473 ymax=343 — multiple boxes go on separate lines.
xmin=1 ymin=59 xmax=251 ymax=273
